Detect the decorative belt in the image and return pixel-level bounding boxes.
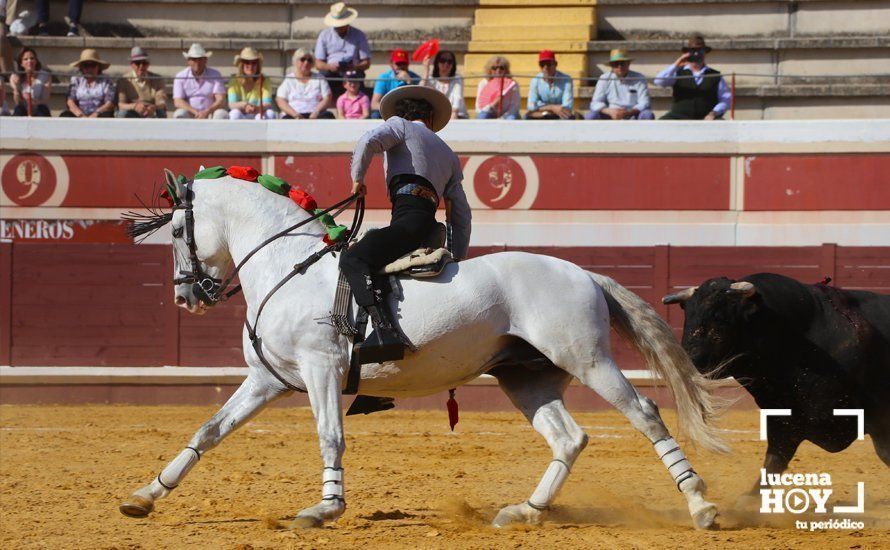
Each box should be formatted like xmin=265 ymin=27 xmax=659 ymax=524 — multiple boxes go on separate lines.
xmin=389 ymin=175 xmax=439 ymax=206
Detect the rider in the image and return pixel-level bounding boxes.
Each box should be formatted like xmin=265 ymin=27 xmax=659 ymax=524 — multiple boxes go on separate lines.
xmin=342 ymin=85 xmax=472 ymax=363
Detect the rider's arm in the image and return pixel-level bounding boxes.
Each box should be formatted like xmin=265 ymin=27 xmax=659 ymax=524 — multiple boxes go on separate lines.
xmin=443 ymin=158 xmax=472 ymax=260
xmin=350 ymin=118 xmax=405 ymax=183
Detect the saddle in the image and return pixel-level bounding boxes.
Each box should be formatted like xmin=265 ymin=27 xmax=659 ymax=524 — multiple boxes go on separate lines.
xmin=379 ymin=222 xmax=453 ymax=279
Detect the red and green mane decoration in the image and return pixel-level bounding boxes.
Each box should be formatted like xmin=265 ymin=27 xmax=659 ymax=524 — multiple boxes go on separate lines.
xmin=167 ymin=165 xmax=349 ymax=245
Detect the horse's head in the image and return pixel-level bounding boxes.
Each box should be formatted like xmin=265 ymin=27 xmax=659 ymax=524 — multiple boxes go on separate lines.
xmin=165 ymin=170 xmax=232 ymax=314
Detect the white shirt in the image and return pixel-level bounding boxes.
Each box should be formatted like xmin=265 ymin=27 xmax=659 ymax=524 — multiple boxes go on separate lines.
xmin=351 ymin=117 xmax=472 ymax=259
xmin=276 ymin=72 xmax=332 ymax=114
xmin=423 ymin=75 xmax=468 ymax=118
xmin=590 ymin=70 xmax=651 ymax=113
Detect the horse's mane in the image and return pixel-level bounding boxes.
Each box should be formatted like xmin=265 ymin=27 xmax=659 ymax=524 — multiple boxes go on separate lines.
xmin=122 ymin=183 xmax=174 ymax=243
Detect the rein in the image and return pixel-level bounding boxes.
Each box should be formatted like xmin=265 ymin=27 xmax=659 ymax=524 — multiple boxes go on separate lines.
xmin=174 ymin=179 xmax=363 ymax=306
xmin=173 ymin=179 xmax=365 ymax=392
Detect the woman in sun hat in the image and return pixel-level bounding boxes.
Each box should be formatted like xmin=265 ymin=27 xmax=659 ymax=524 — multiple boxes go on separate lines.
xmin=340 ymin=85 xmax=472 ymax=364
xmin=60 ymin=48 xmax=115 ymax=117
xmin=227 ymin=46 xmax=275 ymax=120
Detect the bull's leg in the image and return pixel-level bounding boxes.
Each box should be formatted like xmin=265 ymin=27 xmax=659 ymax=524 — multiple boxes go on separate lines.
xmin=575 ymin=356 xmax=718 ymax=529
xmin=491 ymin=366 xmax=589 ymax=527
xmin=291 ymin=362 xmax=346 ymax=528
xmin=119 ymin=374 xmax=288 ymax=517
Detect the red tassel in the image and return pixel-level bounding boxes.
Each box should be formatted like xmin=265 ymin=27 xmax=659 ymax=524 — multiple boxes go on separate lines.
xmin=288 ymin=187 xmax=318 ymax=212
xmin=159 ymin=188 xmax=174 ymax=207
xmin=226 ymin=165 xmax=259 ymax=182
xmin=446 ymin=388 xmax=459 ymax=431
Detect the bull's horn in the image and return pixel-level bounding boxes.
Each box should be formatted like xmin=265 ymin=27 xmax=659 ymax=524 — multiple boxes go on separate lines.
xmin=662 ymin=286 xmax=697 ymax=305
xmin=726 ymin=281 xmax=756 ymax=297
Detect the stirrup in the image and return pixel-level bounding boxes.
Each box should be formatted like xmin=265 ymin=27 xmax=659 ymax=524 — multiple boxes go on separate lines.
xmin=357 ymin=325 xmax=406 ymax=364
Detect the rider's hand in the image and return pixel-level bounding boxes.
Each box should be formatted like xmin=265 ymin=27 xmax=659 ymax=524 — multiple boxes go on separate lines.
xmin=351 ymin=181 xmax=366 ymax=197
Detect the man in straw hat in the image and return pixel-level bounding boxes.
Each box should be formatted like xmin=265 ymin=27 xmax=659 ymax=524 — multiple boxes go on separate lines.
xmin=315 ymin=2 xmax=370 ymax=98
xmin=586 ymin=49 xmax=653 ymax=120
xmin=60 ymin=48 xmax=115 ymax=118
xmin=117 ymin=46 xmax=167 ymax=118
xmin=173 ymin=43 xmax=228 ymax=119
xmin=655 ymin=34 xmax=730 ymax=120
xmin=341 ymin=85 xmax=472 ymax=363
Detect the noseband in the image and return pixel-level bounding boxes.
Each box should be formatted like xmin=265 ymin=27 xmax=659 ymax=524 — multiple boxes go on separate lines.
xmin=172 ymin=182 xmax=224 ymax=305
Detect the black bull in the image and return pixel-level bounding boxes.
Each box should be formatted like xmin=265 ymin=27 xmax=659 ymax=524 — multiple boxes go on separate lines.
xmin=664 ymin=272 xmax=890 ymax=486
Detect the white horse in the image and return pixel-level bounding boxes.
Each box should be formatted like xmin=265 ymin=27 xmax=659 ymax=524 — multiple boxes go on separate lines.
xmin=120 ymin=172 xmax=727 ymax=529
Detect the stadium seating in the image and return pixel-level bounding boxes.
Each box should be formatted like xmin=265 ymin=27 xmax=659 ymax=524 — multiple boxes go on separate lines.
xmin=9 ymin=0 xmax=890 ymax=118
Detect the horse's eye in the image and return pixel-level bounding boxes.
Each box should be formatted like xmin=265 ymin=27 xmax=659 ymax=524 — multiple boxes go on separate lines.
xmin=172 ymin=226 xmax=183 ymax=238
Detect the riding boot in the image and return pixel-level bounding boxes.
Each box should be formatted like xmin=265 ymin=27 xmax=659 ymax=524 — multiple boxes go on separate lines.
xmin=357 ymin=304 xmax=406 ymax=364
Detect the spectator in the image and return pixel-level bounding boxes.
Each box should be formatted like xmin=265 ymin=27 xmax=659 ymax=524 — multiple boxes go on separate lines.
xmin=336 ymin=69 xmax=369 ymax=119
xmin=475 ymin=56 xmax=520 ymax=120
xmin=60 ymin=49 xmax=114 ymax=118
xmin=276 ymin=48 xmax=334 ymax=119
xmin=35 ymin=0 xmax=82 ymax=36
xmin=586 ymin=49 xmax=653 ymax=120
xmin=420 ymin=50 xmax=468 ymax=119
xmin=0 ymin=76 xmax=8 ymax=115
xmin=526 ymin=50 xmax=575 ymax=120
xmin=655 ymin=35 xmax=731 ymax=120
xmin=9 ymin=46 xmax=51 ymax=116
xmin=173 ymin=43 xmax=228 ymax=120
xmin=227 ymin=47 xmax=275 ymax=120
xmin=314 ymin=2 xmax=371 ymax=99
xmin=117 ymin=47 xmax=167 ymax=118
xmin=370 ymin=49 xmax=421 ymax=118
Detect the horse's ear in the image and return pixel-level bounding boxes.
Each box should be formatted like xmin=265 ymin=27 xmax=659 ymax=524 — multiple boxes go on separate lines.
xmin=164 ymin=168 xmax=177 ymax=189
xmin=163 ymin=168 xmax=186 ymax=204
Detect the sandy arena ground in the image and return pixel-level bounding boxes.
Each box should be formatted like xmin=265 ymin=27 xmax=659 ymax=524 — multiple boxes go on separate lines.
xmin=1 ymin=404 xmax=887 ymax=549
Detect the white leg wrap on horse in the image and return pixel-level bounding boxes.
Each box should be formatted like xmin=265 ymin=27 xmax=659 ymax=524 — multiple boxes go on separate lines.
xmin=158 ymin=447 xmax=200 ymax=490
xmin=653 ymin=437 xmax=695 ymax=490
xmin=322 ymin=467 xmax=344 ymax=501
xmin=528 ymin=460 xmax=570 ymax=509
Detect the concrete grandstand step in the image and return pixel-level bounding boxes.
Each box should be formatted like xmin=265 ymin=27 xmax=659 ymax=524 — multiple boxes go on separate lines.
xmin=474 ymin=6 xmax=596 ymax=26
xmin=471 ymin=24 xmax=595 ymax=42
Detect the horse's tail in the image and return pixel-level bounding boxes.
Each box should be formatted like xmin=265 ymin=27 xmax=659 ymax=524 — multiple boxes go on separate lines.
xmin=588 ymin=272 xmax=730 ymax=453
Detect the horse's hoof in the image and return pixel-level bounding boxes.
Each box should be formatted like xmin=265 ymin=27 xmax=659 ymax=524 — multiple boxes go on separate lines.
xmin=691 ymin=502 xmax=718 ymax=530
xmin=492 ymin=503 xmax=542 ymax=528
xmin=291 ymin=515 xmax=323 ymax=529
xmin=119 ymin=495 xmax=154 ymax=518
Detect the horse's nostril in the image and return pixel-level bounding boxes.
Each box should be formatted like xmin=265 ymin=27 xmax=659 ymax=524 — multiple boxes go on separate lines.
xmin=175 ymin=296 xmax=187 ymax=306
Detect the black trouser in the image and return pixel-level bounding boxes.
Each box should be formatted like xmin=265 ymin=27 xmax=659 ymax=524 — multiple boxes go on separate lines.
xmin=340 ymin=186 xmax=437 ymax=308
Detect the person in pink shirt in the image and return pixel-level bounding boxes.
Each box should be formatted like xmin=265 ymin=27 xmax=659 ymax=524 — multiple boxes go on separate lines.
xmin=336 ymin=69 xmax=369 ymax=119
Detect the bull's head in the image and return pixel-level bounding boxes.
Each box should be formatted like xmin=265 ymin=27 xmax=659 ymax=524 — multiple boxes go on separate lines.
xmin=663 ymin=278 xmax=759 ymax=377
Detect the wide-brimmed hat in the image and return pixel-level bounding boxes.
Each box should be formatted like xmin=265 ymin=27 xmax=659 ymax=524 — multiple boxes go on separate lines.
xmin=380 ymin=85 xmax=452 ymax=132
xmin=682 ymin=35 xmax=712 ymax=53
xmin=129 ymin=46 xmax=150 ymax=62
xmin=608 ymin=49 xmax=633 ymax=63
xmin=182 ymin=43 xmax=212 ymax=59
xmin=324 ymin=2 xmax=358 ymax=28
xmin=234 ymin=47 xmax=263 ymax=66
xmin=70 ymin=48 xmax=110 ymax=70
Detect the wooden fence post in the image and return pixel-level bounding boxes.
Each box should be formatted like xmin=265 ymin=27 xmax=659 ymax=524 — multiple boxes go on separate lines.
xmin=821 ymin=243 xmax=837 ymax=284
xmin=0 ymin=242 xmax=12 ymax=366
xmin=654 ymin=245 xmax=670 ymax=319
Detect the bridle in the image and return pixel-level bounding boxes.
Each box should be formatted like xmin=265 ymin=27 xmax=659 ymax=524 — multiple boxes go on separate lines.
xmin=171 ymin=179 xmax=364 ymax=307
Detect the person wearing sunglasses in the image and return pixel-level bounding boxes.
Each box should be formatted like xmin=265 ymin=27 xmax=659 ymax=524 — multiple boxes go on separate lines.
xmin=276 ymin=48 xmax=335 ymax=119
xmin=227 ymin=47 xmax=276 ymax=120
xmin=314 ymin=3 xmax=371 ymax=99
xmin=586 ymin=49 xmax=653 ymax=120
xmin=420 ymin=50 xmax=468 ymax=119
xmin=370 ymin=49 xmax=421 ymax=118
xmin=475 ymin=56 xmax=520 ymax=120
xmin=655 ymin=35 xmax=730 ymax=120
xmin=526 ymin=50 xmax=576 ymax=120
xmin=117 ymin=47 xmax=167 ymax=118
xmin=60 ymin=49 xmax=115 ymax=118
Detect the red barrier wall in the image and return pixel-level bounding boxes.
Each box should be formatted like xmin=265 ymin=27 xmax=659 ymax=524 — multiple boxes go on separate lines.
xmin=2 ymin=242 xmax=888 ymax=368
